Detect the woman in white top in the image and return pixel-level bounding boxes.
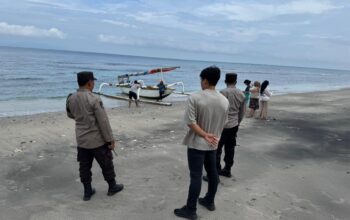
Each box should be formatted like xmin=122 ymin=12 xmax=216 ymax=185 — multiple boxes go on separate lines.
xmin=247 ymin=81 xmax=260 ymax=118
xmin=259 ymin=80 xmax=272 ymax=120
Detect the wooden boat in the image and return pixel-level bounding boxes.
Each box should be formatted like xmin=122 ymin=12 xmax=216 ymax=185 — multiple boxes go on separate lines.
xmin=117 ymin=84 xmax=175 ymax=99
xmin=98 ymin=66 xmax=185 ymax=99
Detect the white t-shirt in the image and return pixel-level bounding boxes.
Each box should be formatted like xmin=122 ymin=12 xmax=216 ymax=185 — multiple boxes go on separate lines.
xmin=183 ymin=89 xmax=229 ymax=151
xmin=130 ymin=84 xmax=140 ymax=93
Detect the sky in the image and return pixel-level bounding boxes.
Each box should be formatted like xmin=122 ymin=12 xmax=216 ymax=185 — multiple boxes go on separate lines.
xmin=0 ymin=0 xmax=349 ymax=70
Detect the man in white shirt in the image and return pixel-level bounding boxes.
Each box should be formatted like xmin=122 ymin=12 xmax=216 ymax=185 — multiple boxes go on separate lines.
xmin=174 ymin=66 xmax=229 ymax=220
xmin=129 ymin=80 xmax=140 ymax=107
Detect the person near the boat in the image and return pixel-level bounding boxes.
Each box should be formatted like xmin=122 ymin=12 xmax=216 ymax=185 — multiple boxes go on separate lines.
xmin=66 ymin=71 xmax=123 ymax=201
xmin=243 ymin=79 xmax=251 ymax=107
xmin=157 ymin=80 xmax=166 ymax=101
xmin=203 ymin=73 xmax=245 ymax=181
xmin=247 ymin=81 xmax=261 ymax=118
xmin=259 ymin=80 xmax=272 ymax=120
xmin=129 ymin=80 xmax=140 ymax=107
xmin=174 ymin=66 xmax=229 ymax=220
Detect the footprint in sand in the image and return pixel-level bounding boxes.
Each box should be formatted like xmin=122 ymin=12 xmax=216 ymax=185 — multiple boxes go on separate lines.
xmin=6 ymin=180 xmax=19 ymax=192
xmin=273 ymin=191 xmax=281 ymax=198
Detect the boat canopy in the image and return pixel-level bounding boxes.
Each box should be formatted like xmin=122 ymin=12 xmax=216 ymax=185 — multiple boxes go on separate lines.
xmin=117 ymin=66 xmax=180 ymax=84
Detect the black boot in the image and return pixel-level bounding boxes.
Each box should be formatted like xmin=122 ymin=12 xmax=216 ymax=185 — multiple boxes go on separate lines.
xmin=202 ymin=175 xmax=220 ymax=183
xmin=198 ymin=197 xmax=216 ymax=211
xmin=174 ymin=206 xmax=198 ymax=220
xmin=107 ymin=179 xmax=124 ymax=196
xmin=83 ymin=183 xmax=95 ymax=201
xmin=218 ymin=168 xmax=232 ymax=178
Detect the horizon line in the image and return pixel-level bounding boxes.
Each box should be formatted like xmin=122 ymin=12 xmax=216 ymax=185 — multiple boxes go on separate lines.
xmin=1 ymin=45 xmax=349 ymax=72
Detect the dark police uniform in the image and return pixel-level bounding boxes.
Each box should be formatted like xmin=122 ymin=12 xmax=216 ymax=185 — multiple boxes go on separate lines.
xmin=67 ymin=72 xmax=122 ymax=200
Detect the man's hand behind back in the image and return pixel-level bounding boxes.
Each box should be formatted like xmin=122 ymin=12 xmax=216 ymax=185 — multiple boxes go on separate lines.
xmin=204 ymin=133 xmax=219 ymax=148
xmin=108 ymin=141 xmax=116 ymax=150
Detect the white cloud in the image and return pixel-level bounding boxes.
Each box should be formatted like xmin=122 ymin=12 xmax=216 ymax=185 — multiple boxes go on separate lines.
xmin=304 ymin=34 xmax=344 ymax=40
xmin=131 ymin=12 xmax=223 ymax=37
xmin=131 ymin=11 xmax=285 ymax=43
xmin=98 ymin=34 xmax=145 ymax=46
xmin=99 ymin=33 xmax=242 ymax=54
xmin=26 ymin=0 xmax=107 ymax=14
xmin=0 ymin=22 xmax=66 ymax=39
xmin=102 ymin=20 xmax=137 ymax=28
xmin=196 ymin=0 xmax=343 ymax=22
xmin=268 ymin=20 xmax=312 ymax=26
xmin=227 ymin=28 xmax=285 ymax=42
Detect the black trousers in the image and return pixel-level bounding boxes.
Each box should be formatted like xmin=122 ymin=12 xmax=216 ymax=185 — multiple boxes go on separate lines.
xmin=186 ymin=148 xmax=219 ymax=212
xmin=77 ymin=144 xmax=116 ymax=184
xmin=217 ymin=126 xmax=239 ymax=172
xmin=129 ymin=91 xmax=137 ymax=100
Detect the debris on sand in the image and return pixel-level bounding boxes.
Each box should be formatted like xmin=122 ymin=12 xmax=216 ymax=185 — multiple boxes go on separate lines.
xmin=14 ymin=148 xmax=22 ymax=153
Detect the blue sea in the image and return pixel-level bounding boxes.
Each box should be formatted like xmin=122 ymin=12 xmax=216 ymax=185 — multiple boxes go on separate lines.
xmin=1 ymin=46 xmax=349 ymax=117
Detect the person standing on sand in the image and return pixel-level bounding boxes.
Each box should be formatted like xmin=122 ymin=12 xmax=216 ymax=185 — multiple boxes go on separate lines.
xmin=243 ymin=79 xmax=251 ymax=107
xmin=129 ymin=80 xmax=140 ymax=108
xmin=259 ymin=80 xmax=272 ymax=120
xmin=247 ymin=81 xmax=261 ymax=118
xmin=157 ymin=80 xmax=166 ymax=101
xmin=203 ymin=73 xmax=245 ymax=180
xmin=66 ymin=71 xmax=123 ymax=201
xmin=174 ymin=66 xmax=229 ymax=220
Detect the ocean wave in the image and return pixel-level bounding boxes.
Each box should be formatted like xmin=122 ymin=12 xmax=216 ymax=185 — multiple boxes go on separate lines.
xmin=104 ymin=62 xmax=148 ymax=67
xmin=235 ymin=71 xmax=274 ymax=75
xmin=46 ymin=96 xmax=67 ymax=99
xmin=4 ymin=77 xmax=45 ymax=81
xmin=0 ymin=95 xmax=67 ymax=101
xmin=53 ymin=61 xmax=85 ymax=65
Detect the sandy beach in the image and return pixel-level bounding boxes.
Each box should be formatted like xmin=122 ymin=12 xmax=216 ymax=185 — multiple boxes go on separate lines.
xmin=0 ymin=89 xmax=349 ymax=220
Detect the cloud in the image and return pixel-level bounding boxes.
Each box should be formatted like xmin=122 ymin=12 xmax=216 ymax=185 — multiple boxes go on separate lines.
xmin=304 ymin=34 xmax=344 ymax=40
xmin=102 ymin=20 xmax=137 ymax=28
xmin=98 ymin=34 xmax=145 ymax=46
xmin=303 ymin=34 xmax=350 ymax=45
xmin=131 ymin=12 xmax=225 ymax=37
xmin=227 ymin=28 xmax=285 ymax=42
xmin=0 ymin=22 xmax=66 ymax=39
xmin=26 ymin=0 xmax=107 ymax=14
xmin=99 ymin=33 xmax=243 ymax=55
xmin=196 ymin=0 xmax=343 ymax=22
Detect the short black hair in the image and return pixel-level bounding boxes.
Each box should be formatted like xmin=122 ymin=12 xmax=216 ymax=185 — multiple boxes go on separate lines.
xmin=200 ymin=66 xmax=220 ymax=86
xmin=225 ymin=73 xmax=237 ymax=84
xmin=77 ymin=71 xmax=96 ymax=87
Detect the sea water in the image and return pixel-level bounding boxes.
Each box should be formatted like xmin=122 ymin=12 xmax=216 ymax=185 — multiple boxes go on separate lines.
xmin=1 ymin=46 xmax=349 ymax=117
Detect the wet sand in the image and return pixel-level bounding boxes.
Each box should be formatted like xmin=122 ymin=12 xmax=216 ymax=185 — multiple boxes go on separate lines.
xmin=0 ymin=89 xmax=349 ymax=220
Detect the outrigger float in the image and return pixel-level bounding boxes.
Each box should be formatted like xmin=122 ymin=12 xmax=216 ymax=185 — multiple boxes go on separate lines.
xmin=97 ymin=66 xmax=189 ymax=106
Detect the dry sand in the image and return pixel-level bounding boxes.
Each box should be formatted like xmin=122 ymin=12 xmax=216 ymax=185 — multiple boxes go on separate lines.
xmin=0 ymin=89 xmax=349 ymax=220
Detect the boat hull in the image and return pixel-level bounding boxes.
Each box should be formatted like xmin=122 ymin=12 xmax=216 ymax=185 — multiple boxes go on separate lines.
xmin=118 ymin=85 xmax=174 ymax=99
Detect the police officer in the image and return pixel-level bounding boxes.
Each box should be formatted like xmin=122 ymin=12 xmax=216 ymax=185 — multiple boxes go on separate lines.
xmin=66 ymin=71 xmax=123 ymax=201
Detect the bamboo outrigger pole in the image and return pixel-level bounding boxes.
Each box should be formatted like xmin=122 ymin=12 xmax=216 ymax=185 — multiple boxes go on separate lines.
xmin=94 ymin=92 xmax=172 ymax=106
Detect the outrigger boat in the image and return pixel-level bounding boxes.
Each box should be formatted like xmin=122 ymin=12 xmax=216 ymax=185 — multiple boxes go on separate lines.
xmin=98 ymin=66 xmax=186 ymax=100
